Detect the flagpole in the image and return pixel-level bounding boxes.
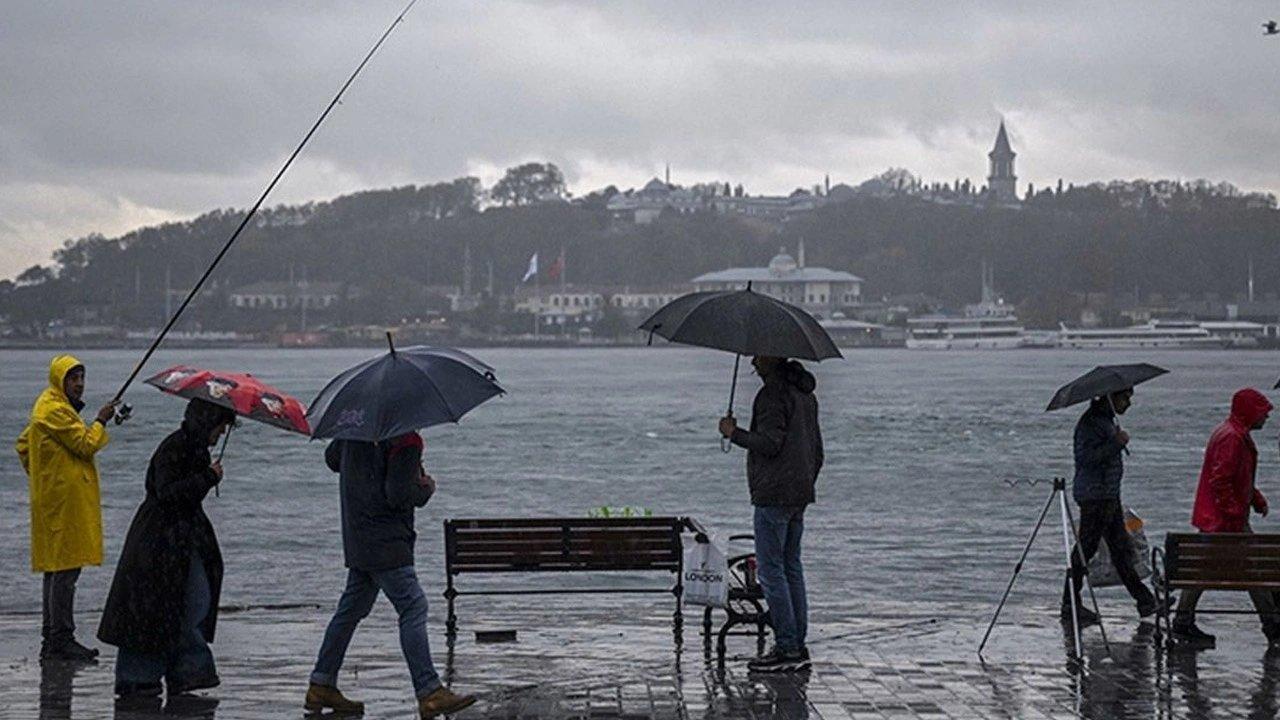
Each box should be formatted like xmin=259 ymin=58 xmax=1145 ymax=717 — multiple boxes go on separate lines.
xmin=558 ymin=245 xmax=566 ymax=339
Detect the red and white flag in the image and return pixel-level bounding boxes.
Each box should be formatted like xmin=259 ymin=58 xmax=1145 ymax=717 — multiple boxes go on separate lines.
xmin=547 ymin=247 xmax=565 ymax=282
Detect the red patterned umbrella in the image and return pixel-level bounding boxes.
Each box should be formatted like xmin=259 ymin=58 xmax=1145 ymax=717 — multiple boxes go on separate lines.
xmin=144 ymin=365 xmax=310 ymax=435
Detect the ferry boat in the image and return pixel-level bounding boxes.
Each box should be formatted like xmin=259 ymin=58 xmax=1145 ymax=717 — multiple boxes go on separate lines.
xmin=1056 ymin=320 xmax=1228 ymax=349
xmin=905 ymin=262 xmax=1029 ymax=349
xmin=905 ymin=314 xmax=1027 ymax=349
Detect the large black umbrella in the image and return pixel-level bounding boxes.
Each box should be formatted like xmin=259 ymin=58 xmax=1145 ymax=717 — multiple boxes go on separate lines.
xmin=638 ymin=283 xmax=842 ymax=450
xmin=307 ymin=335 xmax=504 ymax=442
xmin=1047 ymin=363 xmax=1168 ymax=457
xmin=1045 ymin=364 xmax=1169 ymax=412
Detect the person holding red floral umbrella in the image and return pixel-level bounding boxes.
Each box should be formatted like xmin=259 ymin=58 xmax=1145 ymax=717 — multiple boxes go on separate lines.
xmin=98 ymin=398 xmax=236 ymax=698
xmin=98 ymin=365 xmax=309 ymax=698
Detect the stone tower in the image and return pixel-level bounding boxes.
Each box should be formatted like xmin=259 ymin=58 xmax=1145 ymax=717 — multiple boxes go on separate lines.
xmin=987 ymin=121 xmax=1018 ymax=204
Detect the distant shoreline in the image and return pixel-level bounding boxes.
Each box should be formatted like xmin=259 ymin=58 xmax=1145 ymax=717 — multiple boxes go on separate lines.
xmin=0 ymin=337 xmax=677 ymax=351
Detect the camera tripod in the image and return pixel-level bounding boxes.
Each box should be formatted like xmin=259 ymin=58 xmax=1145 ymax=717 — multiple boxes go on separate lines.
xmin=978 ymin=477 xmax=1112 ymax=660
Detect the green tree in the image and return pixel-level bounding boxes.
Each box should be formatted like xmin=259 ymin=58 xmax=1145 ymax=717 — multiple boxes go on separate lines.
xmin=490 ymin=162 xmax=567 ymax=206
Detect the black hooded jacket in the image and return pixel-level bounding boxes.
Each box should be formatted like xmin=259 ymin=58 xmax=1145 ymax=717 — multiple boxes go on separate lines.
xmin=99 ymin=399 xmax=234 ymax=653
xmin=325 ymin=433 xmax=433 ymax=572
xmin=729 ymin=361 xmax=824 ymax=507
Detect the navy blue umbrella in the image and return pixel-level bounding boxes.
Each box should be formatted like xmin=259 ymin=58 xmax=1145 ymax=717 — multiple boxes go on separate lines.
xmin=307 ymin=336 xmax=504 ymax=441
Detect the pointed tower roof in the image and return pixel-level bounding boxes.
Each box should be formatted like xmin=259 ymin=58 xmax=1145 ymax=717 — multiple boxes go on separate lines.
xmin=989 ymin=121 xmax=1015 ymax=159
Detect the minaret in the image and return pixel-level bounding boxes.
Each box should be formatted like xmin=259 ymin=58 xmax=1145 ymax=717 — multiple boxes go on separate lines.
xmin=987 ymin=121 xmax=1018 ymax=204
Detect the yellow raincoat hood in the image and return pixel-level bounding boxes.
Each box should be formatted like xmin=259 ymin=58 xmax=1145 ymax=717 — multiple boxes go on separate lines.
xmin=47 ymin=354 xmax=84 ymax=405
xmin=16 ymin=354 xmax=109 ymax=572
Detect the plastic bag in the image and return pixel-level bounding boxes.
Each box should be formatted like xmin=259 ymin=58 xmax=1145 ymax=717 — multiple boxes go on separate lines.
xmin=682 ymin=537 xmax=728 ymax=608
xmin=1084 ymin=507 xmax=1152 ymax=587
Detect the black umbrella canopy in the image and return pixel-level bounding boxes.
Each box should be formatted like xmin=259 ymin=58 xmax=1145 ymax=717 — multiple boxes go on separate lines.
xmin=307 ymin=344 xmax=504 ymax=441
xmin=637 ymin=287 xmax=842 ymax=361
xmin=1046 ymin=363 xmax=1169 ymax=412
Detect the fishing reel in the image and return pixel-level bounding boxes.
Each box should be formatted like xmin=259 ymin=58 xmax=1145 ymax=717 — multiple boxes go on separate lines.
xmin=113 ymin=403 xmax=133 ymax=425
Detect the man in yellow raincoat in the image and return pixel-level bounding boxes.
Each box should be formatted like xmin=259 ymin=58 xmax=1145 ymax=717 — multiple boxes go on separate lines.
xmin=17 ymin=354 xmax=118 ymax=662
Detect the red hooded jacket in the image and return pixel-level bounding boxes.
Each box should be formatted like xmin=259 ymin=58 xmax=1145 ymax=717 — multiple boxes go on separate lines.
xmin=1191 ymin=388 xmax=1274 ymax=533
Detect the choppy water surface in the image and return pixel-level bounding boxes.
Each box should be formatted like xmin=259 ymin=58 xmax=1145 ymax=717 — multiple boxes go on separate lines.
xmin=1 ymin=347 xmax=1276 ymax=615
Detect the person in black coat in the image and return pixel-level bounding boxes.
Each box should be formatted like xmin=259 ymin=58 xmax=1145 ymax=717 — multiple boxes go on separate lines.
xmin=98 ymin=398 xmax=235 ymax=698
xmin=719 ymin=356 xmax=823 ymax=674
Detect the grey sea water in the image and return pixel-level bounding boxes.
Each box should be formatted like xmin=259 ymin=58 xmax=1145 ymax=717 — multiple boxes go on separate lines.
xmin=0 ymin=347 xmax=1276 ymax=617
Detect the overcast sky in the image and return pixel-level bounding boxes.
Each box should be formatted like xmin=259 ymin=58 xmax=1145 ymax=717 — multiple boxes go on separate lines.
xmin=3 ymin=1 xmax=1278 ymax=278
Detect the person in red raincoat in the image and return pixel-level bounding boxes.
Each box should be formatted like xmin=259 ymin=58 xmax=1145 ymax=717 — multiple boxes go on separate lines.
xmin=1172 ymin=388 xmax=1280 ymax=646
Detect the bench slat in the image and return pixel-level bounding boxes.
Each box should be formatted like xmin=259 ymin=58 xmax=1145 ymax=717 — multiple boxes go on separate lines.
xmin=1173 ymin=572 xmax=1280 ymax=583
xmin=454 ymin=549 xmax=678 ymax=563
xmin=1169 ymin=580 xmax=1280 ymax=591
xmin=1175 ymin=546 xmax=1280 ymax=558
xmin=452 ymin=543 xmax=678 ymax=558
xmin=453 ymin=529 xmax=677 ymax=544
xmin=450 ymin=517 xmax=683 ymax=529
xmin=445 ymin=558 xmax=680 ymax=568
xmin=1168 ymin=533 xmax=1280 ymax=544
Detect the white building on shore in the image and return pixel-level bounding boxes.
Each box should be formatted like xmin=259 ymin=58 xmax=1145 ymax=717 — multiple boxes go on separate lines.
xmin=691 ymin=244 xmax=862 ymax=319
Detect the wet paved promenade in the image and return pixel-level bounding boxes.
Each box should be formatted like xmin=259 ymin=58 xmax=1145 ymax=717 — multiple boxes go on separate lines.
xmin=5 ymin=597 xmax=1280 ymax=719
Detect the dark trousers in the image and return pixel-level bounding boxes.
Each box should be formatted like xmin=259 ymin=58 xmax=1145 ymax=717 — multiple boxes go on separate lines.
xmin=41 ymin=568 xmax=81 ymax=647
xmin=753 ymin=506 xmax=808 ymax=653
xmin=1064 ymin=499 xmax=1154 ymax=609
xmin=115 ymin=554 xmax=217 ymax=689
xmin=311 ymin=566 xmax=442 ymax=699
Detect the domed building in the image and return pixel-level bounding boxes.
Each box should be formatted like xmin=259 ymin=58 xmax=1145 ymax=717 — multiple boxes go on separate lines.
xmin=691 ymin=243 xmax=862 ymax=319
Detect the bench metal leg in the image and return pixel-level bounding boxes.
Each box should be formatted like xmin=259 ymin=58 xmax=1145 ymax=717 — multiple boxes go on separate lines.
xmin=717 ymin=616 xmax=732 ymax=658
xmin=444 ymin=582 xmax=458 ymax=637
xmin=702 ymin=607 xmax=714 ymax=656
xmin=672 ymin=584 xmax=684 ymax=645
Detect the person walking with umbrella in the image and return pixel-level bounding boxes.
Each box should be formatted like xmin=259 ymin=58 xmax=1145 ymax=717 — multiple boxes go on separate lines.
xmin=1049 ymin=365 xmax=1165 ymax=626
xmin=16 ymin=354 xmax=119 ymax=662
xmin=97 ymin=398 xmax=237 ymax=698
xmin=718 ymin=356 xmax=824 ymax=673
xmin=99 ymin=365 xmax=309 ymax=697
xmin=303 ymin=340 xmax=500 ymax=718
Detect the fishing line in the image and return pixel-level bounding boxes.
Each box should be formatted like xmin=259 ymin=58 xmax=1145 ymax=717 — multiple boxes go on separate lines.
xmin=1001 ymin=478 xmax=1058 ymax=488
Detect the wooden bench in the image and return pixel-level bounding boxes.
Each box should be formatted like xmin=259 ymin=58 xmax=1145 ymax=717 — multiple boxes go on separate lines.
xmin=1152 ymin=532 xmax=1280 ymax=642
xmin=443 ymin=516 xmax=702 ymax=636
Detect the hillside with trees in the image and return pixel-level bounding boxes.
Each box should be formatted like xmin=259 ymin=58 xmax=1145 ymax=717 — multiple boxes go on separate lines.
xmin=3 ymin=161 xmax=1278 ymax=336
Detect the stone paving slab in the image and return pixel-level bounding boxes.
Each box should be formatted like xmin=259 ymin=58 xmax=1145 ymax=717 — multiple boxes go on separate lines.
xmin=5 ymin=597 xmax=1280 ymax=718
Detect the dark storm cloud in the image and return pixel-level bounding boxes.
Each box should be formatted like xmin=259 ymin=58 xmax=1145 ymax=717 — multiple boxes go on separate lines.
xmin=3 ymin=1 xmax=1278 ymax=276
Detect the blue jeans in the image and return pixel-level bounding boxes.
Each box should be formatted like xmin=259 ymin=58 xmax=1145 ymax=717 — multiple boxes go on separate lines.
xmin=116 ymin=555 xmax=216 ymax=688
xmin=753 ymin=505 xmax=807 ymax=654
xmin=311 ymin=566 xmax=442 ymax=698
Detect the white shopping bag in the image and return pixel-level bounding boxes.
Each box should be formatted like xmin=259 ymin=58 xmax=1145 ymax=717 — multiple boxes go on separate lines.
xmin=1084 ymin=507 xmax=1153 ymax=588
xmin=682 ymin=537 xmax=729 ymax=608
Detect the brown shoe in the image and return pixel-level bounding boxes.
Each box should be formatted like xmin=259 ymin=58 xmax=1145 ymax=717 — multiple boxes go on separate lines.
xmin=304 ymin=683 xmax=365 ymax=714
xmin=417 ymin=686 xmax=476 ymax=718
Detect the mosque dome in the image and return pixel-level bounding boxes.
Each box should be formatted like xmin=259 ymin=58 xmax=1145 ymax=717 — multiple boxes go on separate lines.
xmin=768 ymin=247 xmax=797 ymax=276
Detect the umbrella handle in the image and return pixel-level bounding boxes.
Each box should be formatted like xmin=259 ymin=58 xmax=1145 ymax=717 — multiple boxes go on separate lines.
xmin=721 ymin=354 xmax=741 ymax=453
xmin=1106 ymin=395 xmax=1132 ymax=456
xmin=214 ymin=424 xmax=234 ymax=498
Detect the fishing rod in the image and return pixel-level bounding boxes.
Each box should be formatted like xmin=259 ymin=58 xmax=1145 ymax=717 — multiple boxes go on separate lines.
xmin=109 ymin=0 xmax=419 ymax=423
